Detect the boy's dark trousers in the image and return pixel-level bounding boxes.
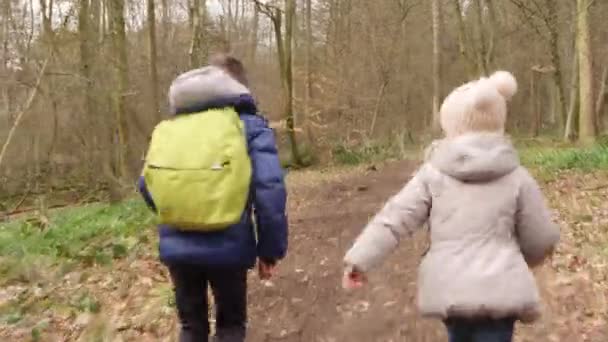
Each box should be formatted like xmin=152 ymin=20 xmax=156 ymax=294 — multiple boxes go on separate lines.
xmin=445 ymin=317 xmax=515 ymax=342
xmin=168 ymin=265 xmax=248 ymax=342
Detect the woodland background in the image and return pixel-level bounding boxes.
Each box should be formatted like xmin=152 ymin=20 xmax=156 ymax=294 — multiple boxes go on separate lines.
xmin=1 ymin=2 xmax=608 ymax=341
xmin=0 ymin=0 xmax=607 ymax=213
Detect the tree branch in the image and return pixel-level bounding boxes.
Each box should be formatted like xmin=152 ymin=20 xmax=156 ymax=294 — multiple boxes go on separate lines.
xmin=0 ymin=59 xmax=48 ymax=169
xmin=251 ymin=0 xmax=281 ymax=19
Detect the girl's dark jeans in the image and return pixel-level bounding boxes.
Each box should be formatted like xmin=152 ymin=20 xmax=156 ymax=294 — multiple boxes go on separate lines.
xmin=169 ymin=265 xmax=248 ymax=342
xmin=445 ymin=317 xmax=516 ymax=342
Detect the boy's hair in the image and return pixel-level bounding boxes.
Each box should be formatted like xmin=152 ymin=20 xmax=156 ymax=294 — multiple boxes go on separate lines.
xmin=209 ymin=54 xmax=249 ymax=87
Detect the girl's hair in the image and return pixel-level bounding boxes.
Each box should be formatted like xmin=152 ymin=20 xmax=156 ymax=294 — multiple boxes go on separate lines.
xmin=209 ymin=53 xmax=249 ymax=87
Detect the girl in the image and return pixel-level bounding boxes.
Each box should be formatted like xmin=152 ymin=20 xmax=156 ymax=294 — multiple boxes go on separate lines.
xmin=343 ymin=71 xmax=559 ymax=342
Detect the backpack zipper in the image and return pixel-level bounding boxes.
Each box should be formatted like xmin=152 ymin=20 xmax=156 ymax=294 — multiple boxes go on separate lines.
xmin=148 ymin=161 xmax=230 ymax=171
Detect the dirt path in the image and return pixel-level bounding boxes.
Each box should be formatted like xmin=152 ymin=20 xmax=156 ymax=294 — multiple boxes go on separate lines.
xmin=247 ymin=160 xmax=444 ymax=341
xmin=245 ymin=160 xmax=607 ymax=342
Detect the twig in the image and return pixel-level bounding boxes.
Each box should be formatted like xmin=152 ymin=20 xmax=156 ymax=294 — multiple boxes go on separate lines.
xmin=8 ymin=189 xmax=31 ymax=215
xmin=582 ymin=184 xmax=608 ymax=192
xmin=0 ymin=59 xmax=49 ymax=169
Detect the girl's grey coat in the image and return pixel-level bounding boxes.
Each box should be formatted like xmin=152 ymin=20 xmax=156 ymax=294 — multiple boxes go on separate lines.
xmin=344 ymin=133 xmax=559 ymax=322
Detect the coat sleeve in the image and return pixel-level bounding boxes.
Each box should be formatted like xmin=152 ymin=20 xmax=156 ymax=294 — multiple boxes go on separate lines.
xmin=137 ymin=176 xmax=157 ymax=212
xmin=344 ymin=165 xmax=432 ymax=272
xmin=246 ymin=117 xmax=288 ymax=262
xmin=515 ymin=168 xmax=560 ymax=267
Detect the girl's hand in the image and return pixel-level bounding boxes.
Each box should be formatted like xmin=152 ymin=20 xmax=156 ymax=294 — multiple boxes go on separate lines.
xmin=342 ymin=264 xmax=367 ymax=290
xmin=258 ymin=260 xmax=276 ymax=280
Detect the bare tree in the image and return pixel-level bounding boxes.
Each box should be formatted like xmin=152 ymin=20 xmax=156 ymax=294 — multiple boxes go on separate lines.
xmin=249 ymin=3 xmax=259 ymax=65
xmin=453 ymin=0 xmax=477 ymax=77
xmin=78 ymin=0 xmax=94 ymax=120
xmin=108 ymin=0 xmax=130 ymax=179
xmin=545 ymin=0 xmax=568 ymax=128
xmin=577 ymin=0 xmax=595 ymax=144
xmin=189 ymin=0 xmax=203 ymax=68
xmin=1 ymin=1 xmax=10 ymax=125
xmin=283 ymin=0 xmax=302 ymax=165
xmin=564 ymin=45 xmax=578 ymax=141
xmin=431 ymin=0 xmax=442 ymax=133
xmin=510 ymin=0 xmax=569 ymax=129
xmin=255 ymin=0 xmax=303 ymax=166
xmin=595 ymin=63 xmax=608 ymax=132
xmin=147 ymin=0 xmax=161 ymax=123
xmin=303 ymin=0 xmax=316 ymax=150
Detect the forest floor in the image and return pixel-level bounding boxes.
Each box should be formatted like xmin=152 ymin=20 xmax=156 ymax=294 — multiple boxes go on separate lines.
xmin=1 ymin=157 xmax=608 ymax=341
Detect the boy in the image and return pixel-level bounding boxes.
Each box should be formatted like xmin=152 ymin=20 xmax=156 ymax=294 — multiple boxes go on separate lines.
xmin=343 ymin=71 xmax=559 ymax=342
xmin=138 ymin=55 xmax=288 ymax=342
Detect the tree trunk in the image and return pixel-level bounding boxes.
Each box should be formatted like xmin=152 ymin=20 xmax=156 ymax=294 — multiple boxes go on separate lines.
xmin=90 ymin=0 xmax=100 ymax=37
xmin=1 ymin=1 xmax=11 ymax=125
xmin=303 ymin=0 xmax=316 ymax=151
xmin=484 ymin=0 xmax=497 ymax=69
xmin=99 ymin=0 xmax=108 ymax=43
xmin=564 ymin=48 xmax=579 ymax=141
xmin=530 ymin=71 xmax=540 ymax=136
xmin=249 ymin=3 xmax=259 ymax=65
xmin=39 ymin=0 xmax=54 ymax=48
xmin=431 ymin=0 xmax=442 ymax=133
xmin=474 ymin=0 xmax=488 ymax=75
xmin=304 ymin=1 xmax=313 ymax=107
xmin=40 ymin=0 xmax=59 ymax=158
xmin=595 ymin=64 xmax=608 ymax=133
xmin=453 ymin=0 xmax=475 ymax=77
xmin=161 ymin=0 xmax=169 ymax=43
xmin=284 ymin=0 xmax=302 ymax=166
xmin=188 ymin=0 xmax=202 ymax=68
xmin=271 ymin=8 xmax=285 ymax=82
xmin=108 ymin=0 xmax=130 ymax=180
xmin=147 ymin=0 xmax=161 ymax=124
xmin=78 ymin=0 xmax=94 ymax=120
xmin=576 ymin=0 xmax=595 ymax=145
xmin=546 ymin=0 xmax=568 ymax=129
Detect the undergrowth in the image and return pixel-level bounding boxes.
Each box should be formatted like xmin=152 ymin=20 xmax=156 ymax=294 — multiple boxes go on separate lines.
xmin=332 ymin=142 xmax=398 ymax=165
xmin=0 ymin=200 xmax=154 ymax=284
xmin=520 ymin=143 xmax=608 ymax=171
xmin=332 ymin=135 xmax=419 ymax=165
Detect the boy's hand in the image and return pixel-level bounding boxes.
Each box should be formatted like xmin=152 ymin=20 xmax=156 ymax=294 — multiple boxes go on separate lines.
xmin=258 ymin=260 xmax=276 ymax=280
xmin=342 ymin=264 xmax=367 ymax=290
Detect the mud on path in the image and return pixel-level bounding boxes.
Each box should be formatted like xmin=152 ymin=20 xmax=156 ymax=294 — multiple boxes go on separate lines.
xmin=248 ymin=160 xmax=441 ymax=341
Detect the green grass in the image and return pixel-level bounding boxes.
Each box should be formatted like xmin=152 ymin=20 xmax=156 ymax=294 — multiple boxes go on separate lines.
xmin=332 ymin=138 xmax=418 ymax=166
xmin=0 ymin=199 xmax=154 ymax=283
xmin=332 ymin=143 xmax=393 ymax=165
xmin=520 ymin=144 xmax=608 ymax=171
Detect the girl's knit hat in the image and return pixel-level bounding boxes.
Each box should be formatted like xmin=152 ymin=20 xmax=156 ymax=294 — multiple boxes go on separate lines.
xmin=440 ymin=71 xmax=518 ymax=138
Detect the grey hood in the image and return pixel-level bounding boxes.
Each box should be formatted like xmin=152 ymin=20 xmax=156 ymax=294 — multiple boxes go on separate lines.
xmin=428 ymin=133 xmax=519 ymax=182
xmin=168 ymin=66 xmax=251 ymax=115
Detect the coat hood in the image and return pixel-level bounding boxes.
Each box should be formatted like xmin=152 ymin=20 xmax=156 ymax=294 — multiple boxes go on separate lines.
xmin=168 ymin=66 xmax=254 ymax=115
xmin=428 ymin=133 xmax=519 ymax=182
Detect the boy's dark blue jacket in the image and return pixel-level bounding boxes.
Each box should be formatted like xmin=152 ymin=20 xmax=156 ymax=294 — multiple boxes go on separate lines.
xmin=138 ymin=66 xmax=288 ymax=268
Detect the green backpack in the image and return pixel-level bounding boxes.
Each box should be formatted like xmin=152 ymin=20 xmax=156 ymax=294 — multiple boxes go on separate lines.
xmin=142 ymin=108 xmax=252 ymax=231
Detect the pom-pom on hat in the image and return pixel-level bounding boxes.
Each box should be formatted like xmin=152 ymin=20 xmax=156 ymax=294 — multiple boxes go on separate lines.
xmin=440 ymin=71 xmax=518 ymax=138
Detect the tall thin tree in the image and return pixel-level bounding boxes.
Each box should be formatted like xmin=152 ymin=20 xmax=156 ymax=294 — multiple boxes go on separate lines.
xmin=147 ymin=0 xmax=160 ymax=123
xmin=431 ymin=0 xmax=442 ymax=133
xmin=576 ymin=0 xmax=595 ymax=144
xmin=108 ymin=0 xmax=130 ymax=179
xmin=284 ymin=0 xmax=302 ymax=165
xmin=78 ymin=0 xmax=94 ymax=119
